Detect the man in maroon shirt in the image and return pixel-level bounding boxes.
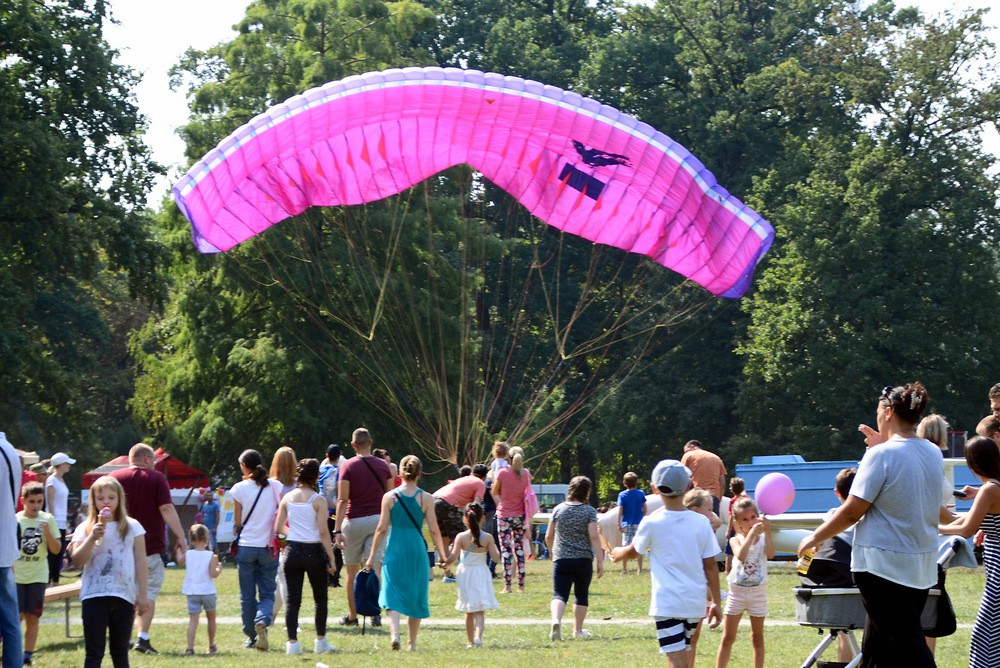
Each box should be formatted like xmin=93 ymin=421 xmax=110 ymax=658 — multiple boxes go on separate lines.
xmin=110 ymin=443 xmax=187 ymax=655
xmin=333 ymin=428 xmax=393 ymax=626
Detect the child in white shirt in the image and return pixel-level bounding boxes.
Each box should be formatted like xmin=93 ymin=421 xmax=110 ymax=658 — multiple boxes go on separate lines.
xmin=182 ymin=524 xmax=222 ymax=655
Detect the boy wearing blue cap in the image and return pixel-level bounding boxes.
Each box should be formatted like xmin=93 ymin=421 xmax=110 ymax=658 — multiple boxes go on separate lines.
xmin=611 ymin=460 xmax=722 ymax=668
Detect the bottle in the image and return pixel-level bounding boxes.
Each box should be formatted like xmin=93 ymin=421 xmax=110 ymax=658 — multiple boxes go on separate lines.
xmin=796 ymin=549 xmax=815 ymax=576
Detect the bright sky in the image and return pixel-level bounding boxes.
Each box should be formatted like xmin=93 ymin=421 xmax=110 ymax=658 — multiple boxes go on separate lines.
xmin=103 ymin=0 xmax=998 ymax=206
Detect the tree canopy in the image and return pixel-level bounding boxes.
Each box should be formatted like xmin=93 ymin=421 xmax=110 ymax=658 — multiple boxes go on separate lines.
xmin=0 ymin=0 xmax=165 ymax=460
xmin=4 ymin=0 xmax=998 ymax=494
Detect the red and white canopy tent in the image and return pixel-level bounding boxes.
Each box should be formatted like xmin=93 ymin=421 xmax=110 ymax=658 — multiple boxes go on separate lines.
xmin=83 ymin=447 xmax=209 ymax=492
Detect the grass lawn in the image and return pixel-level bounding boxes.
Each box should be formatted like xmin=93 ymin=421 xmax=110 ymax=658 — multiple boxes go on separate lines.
xmin=32 ymin=560 xmax=981 ymax=666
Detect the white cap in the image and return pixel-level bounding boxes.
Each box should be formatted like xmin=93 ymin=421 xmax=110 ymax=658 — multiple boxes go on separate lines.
xmin=51 ymin=452 xmax=76 ymax=466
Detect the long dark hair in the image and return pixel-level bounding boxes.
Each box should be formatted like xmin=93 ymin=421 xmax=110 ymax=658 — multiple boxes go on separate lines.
xmin=966 ymin=436 xmax=1000 ymax=481
xmin=239 ymin=449 xmax=269 ymax=487
xmin=466 ymin=502 xmax=484 ymax=547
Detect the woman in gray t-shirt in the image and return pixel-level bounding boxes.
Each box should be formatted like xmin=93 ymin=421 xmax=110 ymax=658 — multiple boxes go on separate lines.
xmin=799 ymin=382 xmax=942 ymax=668
xmin=544 ymin=476 xmax=604 ymax=641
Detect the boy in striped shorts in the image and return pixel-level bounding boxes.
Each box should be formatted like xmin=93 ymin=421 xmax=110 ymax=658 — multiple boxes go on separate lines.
xmin=611 ymin=460 xmax=721 ymax=667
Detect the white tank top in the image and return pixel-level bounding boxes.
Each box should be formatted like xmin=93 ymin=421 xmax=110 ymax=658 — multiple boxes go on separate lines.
xmin=182 ymin=550 xmax=216 ymax=595
xmin=46 ymin=477 xmax=69 ymax=529
xmin=286 ymin=493 xmax=323 ymax=543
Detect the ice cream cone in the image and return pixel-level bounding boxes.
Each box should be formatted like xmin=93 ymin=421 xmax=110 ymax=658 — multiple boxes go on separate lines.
xmin=96 ymin=507 xmax=111 ymax=545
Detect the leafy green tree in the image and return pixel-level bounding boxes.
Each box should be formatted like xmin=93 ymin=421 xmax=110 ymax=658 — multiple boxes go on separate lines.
xmin=736 ymin=7 xmax=1000 ymax=459
xmin=0 ymin=0 xmax=165 ymax=455
xmin=139 ymin=0 xmax=706 ymax=478
xmin=421 ymin=0 xmax=615 ymax=86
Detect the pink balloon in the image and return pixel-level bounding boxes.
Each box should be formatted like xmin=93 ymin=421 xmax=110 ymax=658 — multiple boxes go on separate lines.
xmin=754 ymin=472 xmax=795 ymax=515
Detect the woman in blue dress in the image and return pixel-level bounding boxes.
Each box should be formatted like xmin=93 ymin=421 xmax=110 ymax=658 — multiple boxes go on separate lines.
xmin=366 ymin=455 xmax=447 ymax=651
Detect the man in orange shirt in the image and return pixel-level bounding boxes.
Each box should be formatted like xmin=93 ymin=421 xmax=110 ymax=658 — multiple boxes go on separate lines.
xmin=432 ymin=465 xmax=487 ymax=581
xmin=680 ymin=440 xmax=727 ymax=515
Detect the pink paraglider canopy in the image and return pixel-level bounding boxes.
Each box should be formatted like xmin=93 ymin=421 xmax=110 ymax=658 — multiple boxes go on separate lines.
xmin=174 ymin=67 xmax=774 ymax=297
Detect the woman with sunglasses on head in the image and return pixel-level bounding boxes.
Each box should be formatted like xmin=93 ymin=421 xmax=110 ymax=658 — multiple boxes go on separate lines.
xmin=798 ymin=382 xmax=944 ymax=668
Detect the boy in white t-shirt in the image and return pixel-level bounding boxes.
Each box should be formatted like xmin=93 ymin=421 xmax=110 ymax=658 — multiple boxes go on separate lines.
xmin=611 ymin=460 xmax=722 ymax=668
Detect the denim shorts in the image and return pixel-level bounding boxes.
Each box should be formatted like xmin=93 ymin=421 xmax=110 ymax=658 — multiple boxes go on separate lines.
xmin=187 ymin=593 xmax=218 ymax=613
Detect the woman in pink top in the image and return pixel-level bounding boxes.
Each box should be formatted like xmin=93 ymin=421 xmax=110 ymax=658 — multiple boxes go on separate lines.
xmin=491 ymin=450 xmax=532 ymax=593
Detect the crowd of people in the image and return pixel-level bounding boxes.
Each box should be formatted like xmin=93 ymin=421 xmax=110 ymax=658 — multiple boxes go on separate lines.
xmin=0 ymin=382 xmax=999 ymax=667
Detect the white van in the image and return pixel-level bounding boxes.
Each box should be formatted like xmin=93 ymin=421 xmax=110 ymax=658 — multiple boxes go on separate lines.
xmin=531 ymin=483 xmax=569 ymax=512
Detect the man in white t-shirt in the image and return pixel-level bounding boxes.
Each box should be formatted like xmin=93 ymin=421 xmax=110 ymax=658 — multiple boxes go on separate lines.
xmin=611 ymin=459 xmax=721 ymax=668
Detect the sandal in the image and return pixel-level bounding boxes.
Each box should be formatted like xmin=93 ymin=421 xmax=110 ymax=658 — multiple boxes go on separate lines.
xmin=184 ymin=648 xmax=195 ymax=656
xmin=208 ymin=645 xmax=218 ymax=655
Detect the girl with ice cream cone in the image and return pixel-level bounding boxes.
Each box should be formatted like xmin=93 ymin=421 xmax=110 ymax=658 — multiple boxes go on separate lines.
xmin=71 ymin=476 xmax=149 ymax=667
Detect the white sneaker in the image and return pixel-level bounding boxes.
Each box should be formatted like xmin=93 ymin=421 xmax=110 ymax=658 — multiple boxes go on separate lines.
xmin=314 ymin=637 xmax=335 ymax=653
xmin=574 ymin=629 xmax=592 ymax=639
xmin=549 ymin=622 xmax=562 ymax=641
xmin=285 ymin=640 xmax=303 ymax=655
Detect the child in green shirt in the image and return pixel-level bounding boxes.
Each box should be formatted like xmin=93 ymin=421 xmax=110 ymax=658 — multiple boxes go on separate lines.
xmin=15 ymin=481 xmax=61 ymax=665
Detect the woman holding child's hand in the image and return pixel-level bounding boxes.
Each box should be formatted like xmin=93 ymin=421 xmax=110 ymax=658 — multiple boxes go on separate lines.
xmin=798 ymin=383 xmax=942 ymax=668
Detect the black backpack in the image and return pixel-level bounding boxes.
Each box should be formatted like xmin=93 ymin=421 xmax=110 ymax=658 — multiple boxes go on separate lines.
xmin=799 ymin=535 xmax=854 ymax=588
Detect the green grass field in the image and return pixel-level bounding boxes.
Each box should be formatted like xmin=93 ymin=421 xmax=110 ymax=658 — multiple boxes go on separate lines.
xmin=32 ymin=560 xmax=982 ymax=666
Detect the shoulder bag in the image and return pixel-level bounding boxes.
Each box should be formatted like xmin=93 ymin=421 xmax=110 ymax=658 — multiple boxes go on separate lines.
xmin=394 ymin=490 xmax=429 ymax=552
xmin=230 ymin=484 xmax=265 ymax=558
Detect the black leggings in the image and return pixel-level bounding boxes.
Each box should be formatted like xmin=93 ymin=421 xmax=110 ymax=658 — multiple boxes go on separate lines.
xmin=283 ymin=541 xmax=329 ymax=640
xmin=48 ymin=528 xmax=67 ymax=583
xmin=854 ymin=570 xmax=935 ymax=668
xmin=82 ymin=596 xmax=134 ymax=668
xmin=552 ymin=557 xmax=593 ymax=606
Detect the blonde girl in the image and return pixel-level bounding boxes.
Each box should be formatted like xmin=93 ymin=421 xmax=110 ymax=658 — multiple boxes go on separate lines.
xmin=685 ymin=488 xmax=722 ymax=668
xmin=440 ymin=503 xmax=500 ymax=647
xmin=270 ymin=446 xmax=298 ymax=497
xmin=269 ymin=446 xmax=297 ymax=620
xmin=71 ymin=476 xmax=149 ymax=668
xmin=491 ymin=448 xmax=533 ymax=593
xmin=715 ymin=497 xmax=773 ymax=668
xmin=490 ymin=441 xmax=510 ymax=477
xmin=183 ymin=524 xmax=222 ymax=656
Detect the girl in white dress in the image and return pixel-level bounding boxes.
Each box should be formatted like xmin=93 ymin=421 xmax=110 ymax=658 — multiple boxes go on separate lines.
xmin=440 ymin=503 xmax=500 ymax=648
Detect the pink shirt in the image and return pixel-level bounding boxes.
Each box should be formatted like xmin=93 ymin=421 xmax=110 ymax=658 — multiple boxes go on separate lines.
xmin=434 ymin=476 xmax=486 ymax=508
xmin=495 ymin=467 xmax=532 ymax=518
